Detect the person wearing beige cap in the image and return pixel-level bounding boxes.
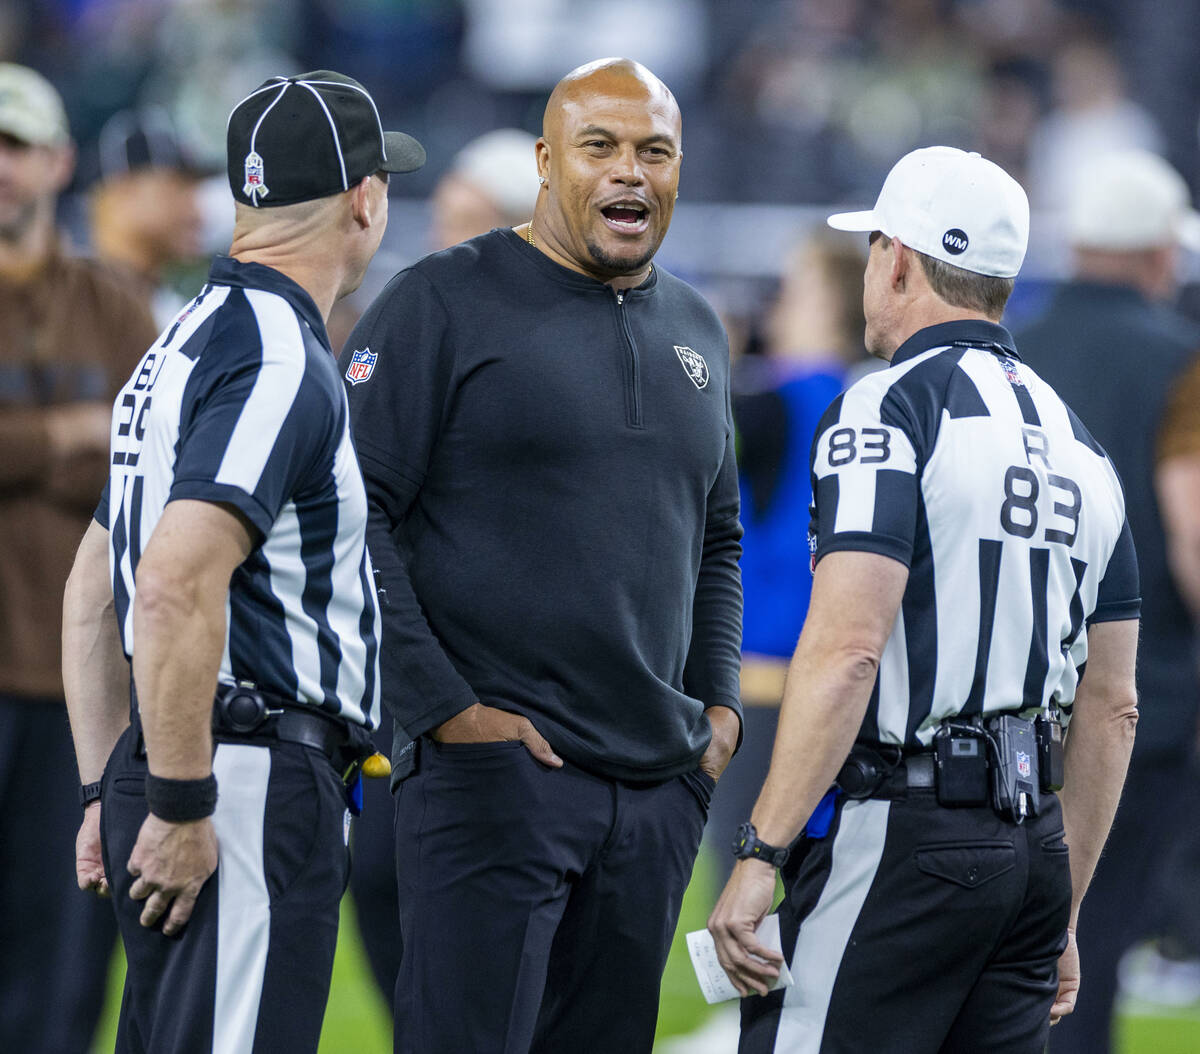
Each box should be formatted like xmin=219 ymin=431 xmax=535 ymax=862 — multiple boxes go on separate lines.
xmin=1017 ymin=148 xmax=1200 ymax=1054
xmin=428 ymin=127 xmax=541 ymax=251
xmin=708 ymin=145 xmax=1140 ymax=1053
xmin=0 ymin=62 xmax=158 ymax=1054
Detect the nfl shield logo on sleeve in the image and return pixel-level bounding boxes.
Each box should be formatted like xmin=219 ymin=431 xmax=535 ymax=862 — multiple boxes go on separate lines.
xmin=345 ymin=347 xmax=378 ymax=385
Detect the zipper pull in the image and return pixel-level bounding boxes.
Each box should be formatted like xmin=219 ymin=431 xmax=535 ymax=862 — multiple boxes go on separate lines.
xmin=616 ymin=291 xmax=624 ymax=305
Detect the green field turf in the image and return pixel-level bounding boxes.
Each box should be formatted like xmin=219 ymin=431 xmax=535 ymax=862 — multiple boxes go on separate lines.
xmin=91 ymin=850 xmax=1200 ymax=1053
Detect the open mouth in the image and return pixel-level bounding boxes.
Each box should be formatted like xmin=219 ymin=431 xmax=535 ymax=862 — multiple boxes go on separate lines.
xmin=601 ymin=201 xmax=650 ymax=234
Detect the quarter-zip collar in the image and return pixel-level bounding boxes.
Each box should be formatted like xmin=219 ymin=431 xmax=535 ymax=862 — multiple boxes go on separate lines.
xmin=501 ymin=227 xmax=659 ymax=299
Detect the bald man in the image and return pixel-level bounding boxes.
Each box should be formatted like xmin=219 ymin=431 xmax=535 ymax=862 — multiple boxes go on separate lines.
xmin=340 ymin=59 xmax=743 ymax=1053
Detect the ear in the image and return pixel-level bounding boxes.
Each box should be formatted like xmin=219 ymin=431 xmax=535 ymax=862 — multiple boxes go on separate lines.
xmin=889 ymin=236 xmax=910 ymax=291
xmin=535 ymin=137 xmax=550 ymax=184
xmin=350 ymin=175 xmax=377 ymax=229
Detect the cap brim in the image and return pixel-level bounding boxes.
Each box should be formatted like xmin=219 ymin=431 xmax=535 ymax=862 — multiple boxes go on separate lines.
xmin=827 ymin=209 xmax=882 ymax=233
xmin=381 ymin=131 xmax=425 ymax=174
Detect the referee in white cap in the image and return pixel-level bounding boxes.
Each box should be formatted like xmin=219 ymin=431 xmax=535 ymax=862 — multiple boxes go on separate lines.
xmin=62 ymin=70 xmax=423 ymax=1052
xmin=708 ymin=146 xmax=1141 ymax=1053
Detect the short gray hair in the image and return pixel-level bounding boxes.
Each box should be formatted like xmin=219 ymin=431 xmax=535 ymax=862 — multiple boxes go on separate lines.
xmin=879 ymin=234 xmax=1014 ymax=318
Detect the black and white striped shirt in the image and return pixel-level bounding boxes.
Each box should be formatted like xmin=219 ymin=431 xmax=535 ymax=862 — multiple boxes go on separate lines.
xmin=97 ymin=256 xmax=380 ymax=728
xmin=809 ymin=320 xmax=1139 ymax=747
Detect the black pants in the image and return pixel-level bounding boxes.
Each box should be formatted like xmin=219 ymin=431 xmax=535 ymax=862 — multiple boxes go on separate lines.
xmin=101 ymin=725 xmax=351 ymax=1053
xmin=1048 ymin=751 xmax=1200 ymax=1054
xmin=0 ymin=694 xmax=117 ymax=1054
xmin=392 ymin=740 xmax=711 ymax=1054
xmin=740 ymin=789 xmax=1071 ymax=1053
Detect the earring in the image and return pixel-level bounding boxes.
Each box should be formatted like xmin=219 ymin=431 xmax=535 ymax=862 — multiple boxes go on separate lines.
xmin=538 ymin=176 xmax=546 ymax=185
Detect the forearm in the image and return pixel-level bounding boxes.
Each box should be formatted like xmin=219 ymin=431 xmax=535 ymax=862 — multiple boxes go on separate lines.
xmin=131 ymin=573 xmax=224 ymax=780
xmin=62 ymin=521 xmax=130 ymax=783
xmin=1059 ymin=686 xmax=1138 ymax=925
xmin=750 ymin=639 xmax=876 ymax=847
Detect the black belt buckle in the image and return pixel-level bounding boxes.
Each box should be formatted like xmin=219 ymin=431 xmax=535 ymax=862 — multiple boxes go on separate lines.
xmin=987 ymin=714 xmax=1040 ymax=822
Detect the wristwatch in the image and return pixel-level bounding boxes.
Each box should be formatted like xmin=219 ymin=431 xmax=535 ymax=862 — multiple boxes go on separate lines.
xmin=79 ymin=780 xmax=103 ymax=808
xmin=732 ymin=821 xmax=789 ymax=868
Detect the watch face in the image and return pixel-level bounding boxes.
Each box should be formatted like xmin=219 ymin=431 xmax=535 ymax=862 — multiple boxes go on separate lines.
xmin=732 ymin=821 xmax=755 ymax=857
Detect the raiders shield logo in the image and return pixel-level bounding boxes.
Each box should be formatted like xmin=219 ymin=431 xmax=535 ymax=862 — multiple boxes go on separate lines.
xmin=674 ymin=346 xmax=709 ymax=390
xmin=345 ymin=347 xmax=377 ymax=385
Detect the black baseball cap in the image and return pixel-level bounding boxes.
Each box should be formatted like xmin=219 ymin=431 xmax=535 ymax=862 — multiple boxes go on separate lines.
xmin=87 ymin=106 xmax=212 ymax=185
xmin=226 ymin=70 xmax=426 ymax=208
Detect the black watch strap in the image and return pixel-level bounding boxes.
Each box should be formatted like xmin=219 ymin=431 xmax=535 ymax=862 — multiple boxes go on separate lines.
xmin=79 ymin=780 xmax=103 ymax=808
xmin=732 ymin=821 xmax=789 ymax=868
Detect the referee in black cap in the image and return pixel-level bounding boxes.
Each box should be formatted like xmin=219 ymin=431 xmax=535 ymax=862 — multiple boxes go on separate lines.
xmin=62 ymin=71 xmax=423 ymax=1053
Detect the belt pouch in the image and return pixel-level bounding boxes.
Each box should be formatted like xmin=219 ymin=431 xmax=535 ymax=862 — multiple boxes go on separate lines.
xmin=933 ymin=725 xmax=989 ymax=806
xmin=1036 ymin=715 xmax=1065 ymax=791
xmin=989 ymin=714 xmax=1040 ymax=821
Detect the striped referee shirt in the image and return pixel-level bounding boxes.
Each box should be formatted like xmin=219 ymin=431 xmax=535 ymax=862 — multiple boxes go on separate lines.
xmin=97 ymin=256 xmax=380 ymax=728
xmin=810 ymin=320 xmax=1139 ymax=748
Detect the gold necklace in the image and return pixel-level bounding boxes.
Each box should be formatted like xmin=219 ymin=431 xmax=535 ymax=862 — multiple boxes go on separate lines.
xmin=526 ymin=219 xmax=652 ymax=280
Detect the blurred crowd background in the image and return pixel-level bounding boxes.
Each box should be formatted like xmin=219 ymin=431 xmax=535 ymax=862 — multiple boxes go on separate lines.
xmin=7 ymin=0 xmax=1200 ymax=334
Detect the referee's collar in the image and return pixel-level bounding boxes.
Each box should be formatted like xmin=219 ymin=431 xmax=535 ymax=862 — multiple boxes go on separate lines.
xmin=890 ymin=319 xmax=1019 ymax=367
xmin=208 ymin=255 xmax=328 ymax=347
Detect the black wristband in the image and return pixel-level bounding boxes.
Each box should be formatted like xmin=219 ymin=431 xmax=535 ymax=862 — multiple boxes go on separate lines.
xmin=79 ymin=780 xmax=103 ymax=808
xmin=145 ymin=773 xmax=218 ymax=823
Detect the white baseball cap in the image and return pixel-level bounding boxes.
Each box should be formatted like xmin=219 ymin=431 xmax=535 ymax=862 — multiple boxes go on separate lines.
xmin=451 ymin=128 xmax=540 ymax=222
xmin=828 ymin=146 xmax=1030 ymax=278
xmin=1066 ymin=149 xmax=1200 ymax=253
xmin=0 ymin=62 xmax=69 ymax=147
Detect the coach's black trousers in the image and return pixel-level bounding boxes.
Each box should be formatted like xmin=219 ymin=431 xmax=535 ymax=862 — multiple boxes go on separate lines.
xmin=740 ymin=788 xmax=1071 ymax=1054
xmin=101 ymin=725 xmax=351 ymax=1054
xmin=392 ymin=739 xmax=711 ymax=1054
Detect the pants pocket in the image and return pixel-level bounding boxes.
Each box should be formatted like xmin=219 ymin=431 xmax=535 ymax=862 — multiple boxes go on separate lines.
xmin=680 ymin=768 xmax=716 ymax=811
xmin=915 ymin=841 xmax=1015 ymax=890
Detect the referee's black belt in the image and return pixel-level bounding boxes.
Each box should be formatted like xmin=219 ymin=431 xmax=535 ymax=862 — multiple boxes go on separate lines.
xmin=130 ymin=684 xmax=367 ymax=772
xmin=836 ymin=746 xmax=936 ymax=800
xmin=213 ymin=683 xmax=367 ymax=771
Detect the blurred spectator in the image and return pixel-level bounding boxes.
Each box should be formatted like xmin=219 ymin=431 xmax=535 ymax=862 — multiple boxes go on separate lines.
xmin=663 ymin=231 xmax=866 ymax=1054
xmin=1016 ymin=149 xmax=1200 ymax=1054
xmin=1024 ymin=33 xmax=1163 ymax=210
xmin=707 ymin=231 xmax=867 ymax=880
xmin=0 ymin=61 xmax=157 ymax=1054
xmin=86 ymin=106 xmax=210 ymax=325
xmin=429 ymin=128 xmax=540 ymax=251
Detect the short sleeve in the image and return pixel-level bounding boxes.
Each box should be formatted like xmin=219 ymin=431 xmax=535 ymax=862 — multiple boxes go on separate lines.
xmin=1089 ymin=518 xmax=1141 ymax=624
xmin=168 ymin=292 xmax=339 ymax=540
xmin=93 ymin=481 xmax=110 ymax=529
xmin=810 ymin=381 xmax=921 ymax=567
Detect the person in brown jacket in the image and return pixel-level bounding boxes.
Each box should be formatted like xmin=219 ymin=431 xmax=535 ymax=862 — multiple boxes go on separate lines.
xmin=0 ymin=63 xmax=157 ymax=1053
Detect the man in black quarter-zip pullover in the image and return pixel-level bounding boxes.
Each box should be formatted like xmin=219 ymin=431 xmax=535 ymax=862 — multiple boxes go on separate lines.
xmin=340 ymin=58 xmax=742 ymax=1054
